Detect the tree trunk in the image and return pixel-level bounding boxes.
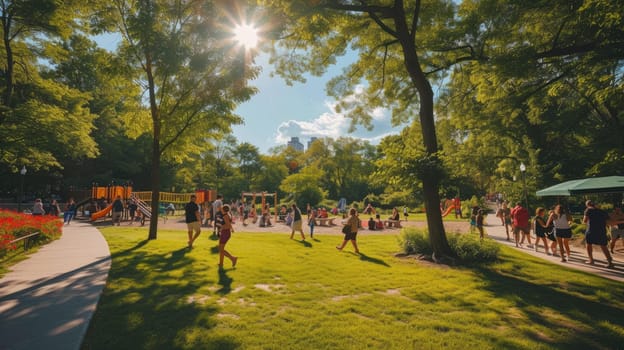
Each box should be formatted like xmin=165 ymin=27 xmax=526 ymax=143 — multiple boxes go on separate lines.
xmin=1 ymin=15 xmax=14 ymax=109
xmin=145 ymin=54 xmax=160 ymax=240
xmin=394 ymin=4 xmax=453 ymax=258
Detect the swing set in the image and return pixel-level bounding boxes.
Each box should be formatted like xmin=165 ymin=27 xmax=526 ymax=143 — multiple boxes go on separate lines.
xmin=241 ymin=191 xmax=278 ymax=223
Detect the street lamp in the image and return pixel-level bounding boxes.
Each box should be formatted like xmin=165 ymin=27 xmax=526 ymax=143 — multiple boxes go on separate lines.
xmin=18 ymin=166 xmax=27 ymax=212
xmin=520 ymin=162 xmax=528 ymax=211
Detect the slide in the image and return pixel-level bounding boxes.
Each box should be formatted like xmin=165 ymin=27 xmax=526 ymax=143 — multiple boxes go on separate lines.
xmin=91 ymin=204 xmax=113 ymax=221
xmin=441 ymin=205 xmax=455 ymax=217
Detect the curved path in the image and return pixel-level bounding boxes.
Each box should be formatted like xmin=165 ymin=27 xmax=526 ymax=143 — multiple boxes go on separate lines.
xmin=0 ymin=220 xmax=111 ymax=350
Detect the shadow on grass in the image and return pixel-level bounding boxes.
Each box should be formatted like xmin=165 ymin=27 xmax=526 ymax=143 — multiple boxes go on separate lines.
xmin=217 ymin=268 xmax=233 ymax=295
xmin=470 ymin=261 xmax=624 ymax=348
xmin=82 ymin=238 xmax=239 ymax=350
xmin=299 ymin=240 xmax=312 ymax=248
xmin=358 ymin=253 xmax=390 ymax=267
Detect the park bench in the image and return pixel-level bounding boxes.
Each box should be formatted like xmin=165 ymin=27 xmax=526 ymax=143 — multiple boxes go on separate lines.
xmin=383 ymin=219 xmax=402 ymax=228
xmin=8 ymin=232 xmax=41 ymax=251
xmin=315 ymin=217 xmax=336 ymax=226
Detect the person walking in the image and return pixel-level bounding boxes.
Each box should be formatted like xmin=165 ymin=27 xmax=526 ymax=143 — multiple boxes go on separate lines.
xmin=218 ymin=204 xmax=238 ymax=268
xmin=308 ymin=208 xmax=317 ymax=238
xmin=500 ymin=201 xmax=512 ymax=241
xmin=128 ymin=200 xmax=138 ymax=225
xmin=583 ymin=200 xmax=614 ymax=268
xmin=533 ymin=207 xmax=552 ymax=254
xmin=185 ymin=195 xmax=202 ymax=248
xmin=290 ymin=203 xmax=305 ymax=241
xmin=64 ymin=198 xmax=76 ymax=225
xmin=546 ymin=204 xmax=573 ymax=262
xmin=336 ymin=208 xmax=360 ymax=253
xmin=111 ymin=195 xmax=124 ymax=226
xmin=608 ymin=206 xmax=624 ymax=253
xmin=49 ymin=199 xmax=60 ymax=217
xmin=511 ymin=202 xmax=530 ymax=248
xmin=476 ymin=209 xmax=485 ymax=240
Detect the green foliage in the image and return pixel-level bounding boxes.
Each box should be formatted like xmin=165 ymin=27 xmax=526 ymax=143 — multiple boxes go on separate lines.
xmin=399 ymin=228 xmax=499 ymax=263
xmin=397 ymin=228 xmax=433 ymax=256
xmin=280 ymin=167 xmax=325 ymax=206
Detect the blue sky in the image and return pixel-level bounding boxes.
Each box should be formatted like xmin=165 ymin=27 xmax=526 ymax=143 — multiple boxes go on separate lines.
xmin=95 ymin=34 xmax=404 ymax=154
xmin=234 ymin=53 xmax=405 ymax=153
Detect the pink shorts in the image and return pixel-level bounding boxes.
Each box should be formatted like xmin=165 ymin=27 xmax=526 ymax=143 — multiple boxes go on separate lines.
xmin=219 ymin=229 xmax=231 ymax=244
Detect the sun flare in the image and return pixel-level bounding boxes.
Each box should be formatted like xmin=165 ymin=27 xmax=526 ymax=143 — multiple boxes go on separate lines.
xmin=233 ymin=23 xmax=258 ymax=48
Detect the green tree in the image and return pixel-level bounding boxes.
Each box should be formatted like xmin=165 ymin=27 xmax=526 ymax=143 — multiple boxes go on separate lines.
xmin=440 ymin=0 xmax=624 ymax=196
xmin=233 ymin=142 xmax=262 ymax=190
xmin=48 ymin=34 xmax=151 ymax=188
xmin=264 ymin=0 xmax=487 ymax=258
xmin=279 ymin=167 xmax=325 ymax=207
xmin=103 ymin=1 xmax=256 ymax=239
xmin=0 ymin=0 xmax=98 ymax=172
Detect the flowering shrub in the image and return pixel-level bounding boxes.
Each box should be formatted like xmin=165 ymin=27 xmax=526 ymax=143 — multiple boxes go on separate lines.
xmin=0 ymin=210 xmax=63 ymax=252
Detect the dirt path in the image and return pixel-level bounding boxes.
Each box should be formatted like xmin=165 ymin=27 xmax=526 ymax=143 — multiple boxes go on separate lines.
xmin=146 ymin=215 xmax=470 ymax=236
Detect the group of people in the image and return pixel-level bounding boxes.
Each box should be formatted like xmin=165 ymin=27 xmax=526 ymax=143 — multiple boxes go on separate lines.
xmin=184 ymin=194 xmax=237 ymax=268
xmin=183 ymin=197 xmax=366 ymax=269
xmin=30 ymin=197 xmax=77 ymax=225
xmin=496 ymin=199 xmax=621 ymax=268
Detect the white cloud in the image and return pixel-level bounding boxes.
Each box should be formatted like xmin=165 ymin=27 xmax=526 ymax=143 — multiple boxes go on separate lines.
xmin=273 ymin=88 xmax=403 ymax=147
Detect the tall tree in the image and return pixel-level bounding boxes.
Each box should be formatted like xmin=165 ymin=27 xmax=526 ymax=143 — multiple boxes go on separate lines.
xmin=263 ymin=0 xmax=485 ymax=259
xmin=440 ymin=0 xmax=624 ymax=193
xmin=0 ymin=0 xmax=98 ymax=172
xmin=102 ymin=0 xmax=256 ymax=239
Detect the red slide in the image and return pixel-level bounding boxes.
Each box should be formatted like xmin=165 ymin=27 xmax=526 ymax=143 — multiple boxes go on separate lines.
xmin=91 ymin=204 xmax=113 ymax=221
xmin=441 ymin=205 xmax=455 ymax=217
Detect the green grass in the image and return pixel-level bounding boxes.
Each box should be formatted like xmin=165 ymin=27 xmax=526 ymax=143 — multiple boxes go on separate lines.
xmin=82 ymin=228 xmax=624 ymax=350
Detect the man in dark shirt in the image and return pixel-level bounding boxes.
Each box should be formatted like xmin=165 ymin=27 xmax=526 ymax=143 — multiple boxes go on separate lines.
xmin=112 ymin=196 xmax=124 ymax=226
xmin=185 ymin=195 xmax=201 ymax=248
xmin=583 ymin=200 xmax=614 ymax=268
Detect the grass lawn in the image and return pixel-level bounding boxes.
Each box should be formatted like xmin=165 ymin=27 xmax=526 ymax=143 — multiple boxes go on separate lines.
xmin=82 ymin=228 xmax=624 ymax=350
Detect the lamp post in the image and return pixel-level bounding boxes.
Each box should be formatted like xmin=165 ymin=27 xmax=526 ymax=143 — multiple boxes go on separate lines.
xmin=18 ymin=166 xmax=27 ymax=212
xmin=520 ymin=162 xmax=528 ymax=211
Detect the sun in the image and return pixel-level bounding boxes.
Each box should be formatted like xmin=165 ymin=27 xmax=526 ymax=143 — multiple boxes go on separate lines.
xmin=233 ymin=23 xmax=258 ymax=48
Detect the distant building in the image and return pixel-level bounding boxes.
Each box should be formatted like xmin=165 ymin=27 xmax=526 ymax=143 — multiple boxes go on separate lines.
xmin=287 ymin=137 xmax=304 ymax=151
xmin=307 ymin=137 xmax=318 ymax=150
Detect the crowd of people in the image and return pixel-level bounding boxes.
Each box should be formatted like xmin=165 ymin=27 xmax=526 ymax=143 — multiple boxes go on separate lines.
xmin=494 ymin=199 xmax=622 ymax=268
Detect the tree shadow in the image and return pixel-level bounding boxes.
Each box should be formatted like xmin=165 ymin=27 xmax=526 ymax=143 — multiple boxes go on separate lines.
xmin=358 ymin=253 xmax=390 ymax=267
xmin=82 ymin=238 xmax=239 ymax=349
xmin=470 ymin=264 xmax=624 ymax=348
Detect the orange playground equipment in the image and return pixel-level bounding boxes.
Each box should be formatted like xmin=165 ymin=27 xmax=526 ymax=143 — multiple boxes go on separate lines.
xmin=89 ymin=185 xmax=216 ymax=222
xmin=441 ymin=205 xmax=456 ymax=217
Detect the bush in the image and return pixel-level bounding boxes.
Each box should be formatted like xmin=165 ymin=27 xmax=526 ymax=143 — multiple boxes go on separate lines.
xmin=398 ymin=228 xmax=499 ymax=263
xmin=447 ymin=233 xmax=500 ymax=263
xmin=397 ymin=228 xmax=433 ymax=256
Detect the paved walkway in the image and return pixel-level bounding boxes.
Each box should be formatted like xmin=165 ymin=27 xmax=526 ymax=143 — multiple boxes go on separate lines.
xmin=0 ymin=220 xmax=111 ymax=350
xmin=483 ymin=210 xmax=624 ymax=282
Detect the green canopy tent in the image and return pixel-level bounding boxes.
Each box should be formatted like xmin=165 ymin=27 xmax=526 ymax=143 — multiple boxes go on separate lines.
xmin=536 ymin=176 xmax=624 ymax=197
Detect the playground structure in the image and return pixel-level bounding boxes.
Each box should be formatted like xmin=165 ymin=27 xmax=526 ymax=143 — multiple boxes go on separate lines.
xmin=241 ymin=192 xmax=278 ymax=224
xmin=87 ymin=185 xmax=217 ymax=223
xmin=441 ymin=197 xmax=462 ymax=218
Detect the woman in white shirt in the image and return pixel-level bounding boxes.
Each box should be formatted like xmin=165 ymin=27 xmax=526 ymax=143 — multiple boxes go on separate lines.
xmin=546 ymin=204 xmax=573 ymax=262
